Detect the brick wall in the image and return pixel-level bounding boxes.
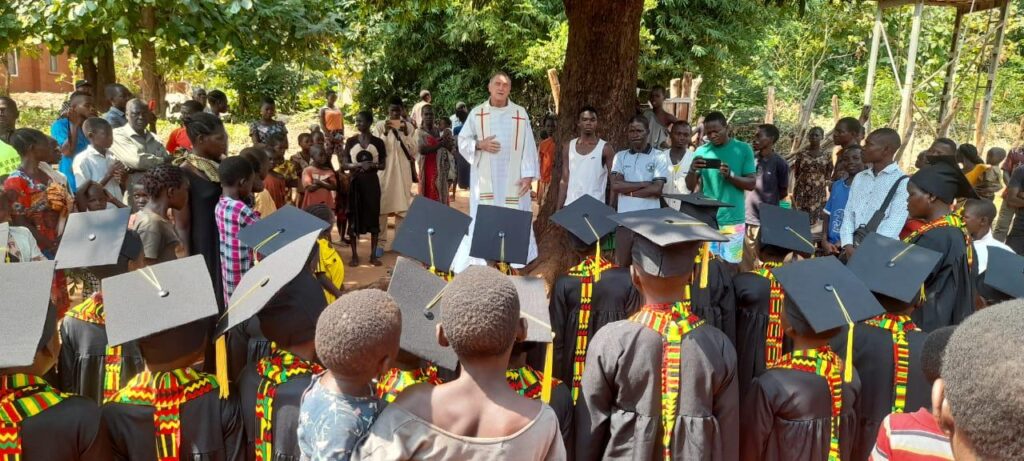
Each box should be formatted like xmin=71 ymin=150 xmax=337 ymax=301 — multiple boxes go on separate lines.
xmin=4 ymin=46 xmax=75 ymax=94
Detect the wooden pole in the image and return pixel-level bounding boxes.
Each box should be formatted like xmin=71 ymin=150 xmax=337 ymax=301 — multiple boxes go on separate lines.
xmin=790 ymin=80 xmax=824 ymax=155
xmin=690 ymin=76 xmax=702 ymax=123
xmin=898 ymin=1 xmax=924 ymax=138
xmin=765 ymin=87 xmax=776 ymax=124
xmin=831 ymin=94 xmax=840 ymax=125
xmin=938 ymin=9 xmax=965 ymax=127
xmin=863 ymin=6 xmax=883 ymax=125
xmin=547 ymin=68 xmax=561 ymax=115
xmin=670 ymin=77 xmax=683 ymax=119
xmin=895 ymin=120 xmax=916 ymax=164
xmin=680 ymin=73 xmax=693 ymax=122
xmin=938 ymin=97 xmax=960 ymax=138
xmin=974 ymin=0 xmax=1010 ymax=150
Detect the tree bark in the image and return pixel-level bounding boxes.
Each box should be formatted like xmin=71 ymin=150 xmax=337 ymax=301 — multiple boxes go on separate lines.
xmin=76 ymin=36 xmax=116 ymax=112
xmin=525 ymin=0 xmax=645 ymax=284
xmin=138 ymin=6 xmax=166 ymax=119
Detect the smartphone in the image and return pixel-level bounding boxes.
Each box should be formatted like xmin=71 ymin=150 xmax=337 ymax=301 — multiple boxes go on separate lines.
xmin=700 ymin=158 xmax=722 ymax=169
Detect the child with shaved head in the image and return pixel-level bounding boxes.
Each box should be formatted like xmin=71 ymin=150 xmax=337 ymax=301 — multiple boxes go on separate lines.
xmin=358 ymin=265 xmax=567 ymax=460
xmin=298 ymin=289 xmax=401 ymax=461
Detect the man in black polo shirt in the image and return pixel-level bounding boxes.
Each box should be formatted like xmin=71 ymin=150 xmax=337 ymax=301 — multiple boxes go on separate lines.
xmin=741 ymin=123 xmax=789 ymax=271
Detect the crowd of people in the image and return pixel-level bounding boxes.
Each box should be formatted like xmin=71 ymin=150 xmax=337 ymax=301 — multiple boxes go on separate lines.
xmin=0 ymin=69 xmax=1021 ymax=461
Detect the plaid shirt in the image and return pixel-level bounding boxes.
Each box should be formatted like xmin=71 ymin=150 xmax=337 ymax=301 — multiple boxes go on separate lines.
xmin=216 ymin=196 xmax=259 ymax=303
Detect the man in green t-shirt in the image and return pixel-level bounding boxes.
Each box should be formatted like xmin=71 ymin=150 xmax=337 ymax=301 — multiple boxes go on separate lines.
xmin=685 ymin=111 xmax=755 ymax=264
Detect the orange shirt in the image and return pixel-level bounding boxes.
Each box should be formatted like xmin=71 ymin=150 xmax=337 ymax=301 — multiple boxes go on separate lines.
xmin=323 ymin=108 xmax=344 ymax=132
xmin=539 ymin=137 xmax=556 ymax=183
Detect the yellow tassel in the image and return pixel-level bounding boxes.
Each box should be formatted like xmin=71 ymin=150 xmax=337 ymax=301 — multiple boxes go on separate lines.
xmin=919 ymin=284 xmax=926 ymax=302
xmin=541 ymin=342 xmax=554 ymax=403
xmin=216 ymin=336 xmax=229 ymax=398
xmin=593 ymin=244 xmax=603 ymax=283
xmin=844 ymin=323 xmax=854 ymax=383
xmin=699 ymin=243 xmax=710 ymax=289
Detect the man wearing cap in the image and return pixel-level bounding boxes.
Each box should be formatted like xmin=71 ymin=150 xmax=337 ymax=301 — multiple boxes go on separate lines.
xmin=110 ymin=99 xmax=171 ymax=208
xmin=455 ymin=72 xmax=539 ymax=270
xmin=411 ymin=89 xmax=431 ymax=128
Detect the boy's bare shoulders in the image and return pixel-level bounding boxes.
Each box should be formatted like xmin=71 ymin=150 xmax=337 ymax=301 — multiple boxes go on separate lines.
xmin=390 ymin=380 xmax=545 ymax=438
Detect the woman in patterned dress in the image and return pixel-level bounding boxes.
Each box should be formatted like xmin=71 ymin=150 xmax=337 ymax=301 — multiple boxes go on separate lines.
xmin=792 ymin=127 xmax=832 ymax=226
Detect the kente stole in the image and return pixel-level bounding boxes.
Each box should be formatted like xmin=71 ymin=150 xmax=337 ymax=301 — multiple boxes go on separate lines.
xmin=752 ymin=261 xmax=786 ymax=366
xmin=506 ymin=366 xmax=562 ymax=400
xmin=475 ymin=102 xmax=527 ymax=207
xmin=902 ymin=214 xmax=972 ymax=267
xmin=110 ymin=368 xmax=218 ymax=461
xmin=567 ymin=256 xmax=614 ymax=403
xmin=375 ymin=366 xmax=443 ymax=403
xmin=863 ymin=313 xmax=918 ymax=413
xmin=0 ymin=374 xmax=66 ymax=461
xmin=254 ymin=349 xmax=323 ymax=461
xmin=628 ymin=302 xmax=704 ymax=461
xmin=65 ymin=293 xmax=125 ymax=401
xmin=771 ymin=346 xmax=845 ymax=461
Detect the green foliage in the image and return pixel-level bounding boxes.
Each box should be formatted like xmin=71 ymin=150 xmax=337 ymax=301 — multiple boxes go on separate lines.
xmin=220 ymin=53 xmax=321 ymax=119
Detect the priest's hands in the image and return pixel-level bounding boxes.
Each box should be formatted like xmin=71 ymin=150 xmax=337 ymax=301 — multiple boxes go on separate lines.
xmin=517 ymin=177 xmax=533 ymax=197
xmin=478 ymin=135 xmax=501 ymax=153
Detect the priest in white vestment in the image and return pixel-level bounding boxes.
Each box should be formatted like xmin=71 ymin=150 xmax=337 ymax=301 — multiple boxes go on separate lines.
xmin=453 ymin=72 xmax=539 ymax=271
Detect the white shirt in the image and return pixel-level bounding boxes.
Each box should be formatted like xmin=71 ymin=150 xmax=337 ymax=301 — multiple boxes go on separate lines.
xmin=663 ymin=148 xmax=695 ymax=210
xmin=973 ymin=231 xmax=1013 ymax=273
xmin=565 ymin=138 xmax=608 ymax=205
xmin=72 ymin=145 xmax=122 ymax=208
xmin=839 ymin=163 xmax=909 ymax=247
xmin=611 ymin=147 xmax=670 ymax=212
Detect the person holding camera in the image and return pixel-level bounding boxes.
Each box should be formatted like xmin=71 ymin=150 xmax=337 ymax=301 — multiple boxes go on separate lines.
xmin=839 ymin=128 xmax=909 ymax=260
xmin=685 ymin=111 xmax=756 ymax=265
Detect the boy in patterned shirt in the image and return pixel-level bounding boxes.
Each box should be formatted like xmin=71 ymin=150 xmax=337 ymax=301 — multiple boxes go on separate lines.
xmin=215 ymin=156 xmax=259 ymax=303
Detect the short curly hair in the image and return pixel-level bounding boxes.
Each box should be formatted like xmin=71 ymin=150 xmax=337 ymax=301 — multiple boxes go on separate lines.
xmin=942 ymin=300 xmax=1024 ymax=460
xmin=140 ymin=164 xmax=186 ymax=198
xmin=440 ymin=265 xmax=519 ymax=358
xmin=315 ymin=289 xmax=401 ymax=376
xmin=921 ymin=326 xmax=956 ymax=384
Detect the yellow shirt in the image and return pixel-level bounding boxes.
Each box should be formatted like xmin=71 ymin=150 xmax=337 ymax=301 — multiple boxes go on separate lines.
xmin=965 ymin=164 xmax=988 ymax=186
xmin=317 ymin=238 xmax=345 ymax=303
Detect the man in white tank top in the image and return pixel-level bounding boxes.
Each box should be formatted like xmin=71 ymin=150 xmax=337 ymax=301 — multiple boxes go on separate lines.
xmin=663 ymin=120 xmax=696 ymax=210
xmin=557 ymin=106 xmax=615 ymax=208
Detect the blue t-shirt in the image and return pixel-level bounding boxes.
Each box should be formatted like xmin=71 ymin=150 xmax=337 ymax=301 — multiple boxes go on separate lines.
xmin=50 ymin=117 xmax=89 ymax=193
xmin=823 ymin=179 xmax=853 ymax=244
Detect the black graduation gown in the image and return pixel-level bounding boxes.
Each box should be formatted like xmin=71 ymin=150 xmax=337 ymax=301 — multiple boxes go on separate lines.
xmin=102 ymin=387 xmax=245 ymax=460
xmin=740 ymin=367 xmax=860 ymax=461
xmin=549 ymin=267 xmax=642 ymax=384
xmin=548 ymin=381 xmax=574 ymax=457
xmin=59 ymin=316 xmax=146 ymax=404
xmin=831 ymin=324 xmax=929 ymax=461
xmin=733 ymin=272 xmax=793 ymax=401
xmin=689 ymin=258 xmax=737 ymax=345
xmin=238 ymin=363 xmax=313 ymax=461
xmin=19 ymin=393 xmax=112 ymax=460
xmin=908 ymin=226 xmax=978 ymax=331
xmin=184 ymin=169 xmax=224 ymax=311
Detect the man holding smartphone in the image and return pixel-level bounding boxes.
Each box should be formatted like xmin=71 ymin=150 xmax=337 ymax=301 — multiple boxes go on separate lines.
xmin=685 ymin=111 xmax=756 ymax=265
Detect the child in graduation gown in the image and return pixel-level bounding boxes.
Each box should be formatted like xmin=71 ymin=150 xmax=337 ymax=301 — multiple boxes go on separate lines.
xmin=100 ymin=255 xmax=244 ymax=460
xmin=903 ymin=160 xmax=979 ymax=331
xmin=842 ymin=233 xmax=939 ymax=461
xmin=740 ymin=257 xmax=872 ymax=461
xmin=576 ymin=208 xmax=738 ymax=461
xmin=0 ymin=261 xmax=111 ymax=460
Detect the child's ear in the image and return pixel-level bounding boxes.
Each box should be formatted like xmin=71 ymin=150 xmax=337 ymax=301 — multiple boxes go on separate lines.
xmin=436 ymin=324 xmax=450 ymax=348
xmin=630 ymin=266 xmax=644 ymax=296
xmin=932 ymin=378 xmax=956 ymax=436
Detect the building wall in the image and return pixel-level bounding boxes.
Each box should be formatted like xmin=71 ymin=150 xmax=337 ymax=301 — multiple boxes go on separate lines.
xmin=4 ymin=46 xmax=75 ymax=94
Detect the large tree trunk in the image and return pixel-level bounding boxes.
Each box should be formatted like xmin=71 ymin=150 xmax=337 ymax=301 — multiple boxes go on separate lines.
xmin=138 ymin=6 xmax=166 ymax=119
xmin=526 ymin=0 xmax=645 ymax=284
xmin=77 ymin=36 xmax=116 ymax=112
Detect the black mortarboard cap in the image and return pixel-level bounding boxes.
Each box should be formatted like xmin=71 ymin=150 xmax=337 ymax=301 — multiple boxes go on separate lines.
xmin=55 ymin=208 xmax=132 ymax=269
xmin=237 ymin=205 xmax=330 ymax=258
xmin=610 ymin=207 xmax=725 ymax=277
xmin=387 ymin=256 xmax=459 ymax=370
xmin=663 ymin=193 xmax=733 ymax=228
xmin=508 ymin=276 xmax=551 ymax=344
xmin=0 ymin=260 xmax=56 ymax=368
xmin=103 ymin=254 xmax=219 ymax=347
xmin=772 ymin=257 xmax=884 ymax=335
xmin=758 ymin=204 xmax=817 ymax=255
xmin=846 ymin=233 xmax=942 ymax=303
xmin=550 ymin=195 xmax=617 ymax=246
xmin=393 ymin=196 xmax=472 ymax=272
xmin=910 ymin=161 xmax=979 ymax=204
xmin=469 ymin=205 xmax=532 ymax=265
xmin=215 ymin=230 xmax=323 ymax=339
xmin=983 ymin=247 xmax=1024 ymax=299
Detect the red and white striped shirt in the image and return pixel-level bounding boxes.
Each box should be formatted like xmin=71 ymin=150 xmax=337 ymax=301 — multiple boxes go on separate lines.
xmin=871 ymin=408 xmax=953 ymax=460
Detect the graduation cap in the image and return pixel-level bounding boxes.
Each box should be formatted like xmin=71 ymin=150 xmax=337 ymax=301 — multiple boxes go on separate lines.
xmin=237 ymin=205 xmax=330 ymax=258
xmin=54 ymin=207 xmax=132 ymax=269
xmin=609 ymin=207 xmax=726 ymax=277
xmin=0 ymin=260 xmax=56 ymax=368
xmin=387 ymin=256 xmax=459 ymax=371
xmin=508 ymin=275 xmax=558 ymax=403
xmin=662 ymin=193 xmax=733 ymax=229
xmin=469 ymin=205 xmax=533 ymax=265
xmin=983 ymin=247 xmax=1024 ymax=299
xmin=910 ymin=161 xmax=979 ymax=204
xmin=550 ymin=195 xmax=616 ymax=280
xmin=393 ymin=196 xmax=472 ymax=273
xmin=771 ymin=256 xmax=885 ymax=382
xmin=846 ymin=233 xmax=942 ymax=304
xmin=757 ymin=204 xmax=816 ymax=255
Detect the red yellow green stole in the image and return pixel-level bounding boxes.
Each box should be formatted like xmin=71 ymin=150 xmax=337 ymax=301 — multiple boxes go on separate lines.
xmin=863 ymin=313 xmax=919 ymax=414
xmin=110 ymin=368 xmax=219 ymax=461
xmin=375 ymin=366 xmax=443 ymax=403
xmin=65 ymin=293 xmax=126 ymax=401
xmin=254 ymin=350 xmax=324 ymax=461
xmin=0 ymin=374 xmax=66 ymax=460
xmin=629 ymin=302 xmax=704 ymax=461
xmin=753 ymin=261 xmax=786 ymax=366
xmin=506 ymin=366 xmax=562 ymax=400
xmin=567 ymin=256 xmax=614 ymax=403
xmin=903 ymin=213 xmax=973 ymax=267
xmin=771 ymin=346 xmax=845 ymax=461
